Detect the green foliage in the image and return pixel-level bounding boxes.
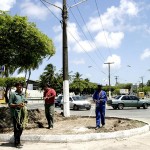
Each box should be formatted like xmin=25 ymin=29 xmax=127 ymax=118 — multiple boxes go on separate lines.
xmin=147 ymin=80 xmax=150 ymax=86
xmin=0 ymin=77 xmax=26 ymax=87
xmin=116 ymin=83 xmax=132 ymax=89
xmin=113 ymin=88 xmax=120 ymax=95
xmin=0 ymin=12 xmax=55 ymax=76
xmin=143 ymin=86 xmax=150 ymax=94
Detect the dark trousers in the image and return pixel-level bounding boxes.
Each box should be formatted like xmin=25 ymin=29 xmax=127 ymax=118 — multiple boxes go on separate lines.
xmin=95 ymin=105 xmax=106 ymax=127
xmin=45 ymin=104 xmax=54 ymax=127
xmin=13 ymin=117 xmax=23 ymax=145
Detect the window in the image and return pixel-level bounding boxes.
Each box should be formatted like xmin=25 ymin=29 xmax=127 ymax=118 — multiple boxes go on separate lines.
xmin=130 ymin=96 xmax=139 ymax=100
xmin=121 ymin=96 xmax=130 ymax=100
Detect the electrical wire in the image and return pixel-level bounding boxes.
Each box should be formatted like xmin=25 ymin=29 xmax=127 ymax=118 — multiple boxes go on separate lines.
xmin=40 ymin=0 xmax=107 ymax=76
xmin=94 ymin=0 xmax=112 ymax=56
xmin=40 ymin=0 xmax=61 ymax=23
xmin=67 ymin=29 xmax=106 ymax=75
xmin=73 ymin=0 xmax=106 ymax=62
xmin=69 ymin=6 xmax=105 ymax=64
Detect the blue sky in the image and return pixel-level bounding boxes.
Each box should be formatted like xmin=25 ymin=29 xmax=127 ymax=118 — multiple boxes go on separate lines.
xmin=1 ymin=0 xmax=150 ymax=86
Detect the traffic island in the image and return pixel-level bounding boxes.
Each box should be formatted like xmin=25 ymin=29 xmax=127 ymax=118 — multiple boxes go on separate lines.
xmin=0 ymin=107 xmax=149 ymax=143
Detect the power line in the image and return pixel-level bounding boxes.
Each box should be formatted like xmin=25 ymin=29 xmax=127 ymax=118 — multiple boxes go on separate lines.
xmin=94 ymin=0 xmax=112 ymax=56
xmin=73 ymin=0 xmax=106 ymax=62
xmin=40 ymin=0 xmax=107 ymax=76
xmin=68 ymin=29 xmax=106 ymax=75
xmin=40 ymin=0 xmax=61 ymax=23
xmin=69 ymin=7 xmax=105 ymax=63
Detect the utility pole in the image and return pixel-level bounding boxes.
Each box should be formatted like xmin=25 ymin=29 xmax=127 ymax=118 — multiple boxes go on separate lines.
xmin=140 ymin=76 xmax=144 ymax=92
xmin=104 ymin=62 xmax=114 ymax=98
xmin=41 ymin=0 xmax=86 ymax=117
xmin=62 ymin=0 xmax=70 ymax=117
xmin=114 ymin=76 xmax=119 ymax=85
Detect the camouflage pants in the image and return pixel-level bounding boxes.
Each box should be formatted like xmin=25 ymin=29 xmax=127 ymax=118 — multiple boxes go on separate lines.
xmin=45 ymin=104 xmax=54 ymax=127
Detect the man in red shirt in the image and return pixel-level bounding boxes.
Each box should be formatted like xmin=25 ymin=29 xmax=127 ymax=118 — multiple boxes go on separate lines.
xmin=43 ymin=83 xmax=56 ymax=129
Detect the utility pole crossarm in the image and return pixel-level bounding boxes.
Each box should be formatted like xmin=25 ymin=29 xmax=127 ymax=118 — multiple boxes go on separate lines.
xmin=41 ymin=0 xmax=62 ymax=10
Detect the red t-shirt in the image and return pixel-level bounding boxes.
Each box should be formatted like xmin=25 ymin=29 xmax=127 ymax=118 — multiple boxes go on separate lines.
xmin=44 ymin=88 xmax=56 ymax=104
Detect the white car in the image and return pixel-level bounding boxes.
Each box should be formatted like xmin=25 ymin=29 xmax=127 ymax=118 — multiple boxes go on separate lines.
xmin=60 ymin=95 xmax=91 ymax=110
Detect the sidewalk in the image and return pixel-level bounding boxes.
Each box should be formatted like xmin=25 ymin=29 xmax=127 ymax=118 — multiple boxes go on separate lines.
xmin=0 ymin=118 xmax=150 ymax=150
xmin=0 ymin=131 xmax=150 ymax=150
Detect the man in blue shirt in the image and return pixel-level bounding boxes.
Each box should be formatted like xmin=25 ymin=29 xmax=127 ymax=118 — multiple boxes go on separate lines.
xmin=93 ymin=84 xmax=107 ymax=130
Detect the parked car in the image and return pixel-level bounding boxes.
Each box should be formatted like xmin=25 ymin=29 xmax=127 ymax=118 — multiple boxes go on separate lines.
xmin=107 ymin=95 xmax=150 ymax=110
xmin=60 ymin=95 xmax=91 ymax=110
xmin=55 ymin=95 xmax=63 ymax=107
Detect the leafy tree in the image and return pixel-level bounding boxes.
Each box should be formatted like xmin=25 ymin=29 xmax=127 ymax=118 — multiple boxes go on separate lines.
xmin=0 ymin=11 xmax=55 ymax=77
xmin=39 ymin=64 xmax=56 ymax=89
xmin=0 ymin=77 xmax=25 ymax=103
xmin=147 ymin=80 xmax=150 ymax=86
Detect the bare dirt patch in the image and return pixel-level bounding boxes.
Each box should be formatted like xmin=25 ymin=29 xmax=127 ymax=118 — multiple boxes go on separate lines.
xmin=0 ymin=106 xmax=146 ymax=135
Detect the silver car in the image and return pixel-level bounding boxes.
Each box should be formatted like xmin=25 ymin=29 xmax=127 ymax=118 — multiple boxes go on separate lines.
xmin=60 ymin=95 xmax=91 ymax=110
xmin=107 ymin=95 xmax=150 ymax=109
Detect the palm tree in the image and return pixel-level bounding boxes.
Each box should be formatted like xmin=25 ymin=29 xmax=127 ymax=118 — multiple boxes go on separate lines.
xmin=39 ymin=64 xmax=56 ymax=89
xmin=18 ymin=59 xmax=43 ymax=96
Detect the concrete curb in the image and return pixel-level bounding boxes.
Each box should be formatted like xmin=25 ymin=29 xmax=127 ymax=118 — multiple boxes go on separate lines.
xmin=0 ymin=124 xmax=149 ymax=143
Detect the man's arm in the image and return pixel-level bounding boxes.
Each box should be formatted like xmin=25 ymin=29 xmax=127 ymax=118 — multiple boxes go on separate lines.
xmin=9 ymin=92 xmax=24 ymax=108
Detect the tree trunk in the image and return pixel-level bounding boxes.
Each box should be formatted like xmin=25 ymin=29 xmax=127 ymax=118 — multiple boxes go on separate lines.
xmin=4 ymin=85 xmax=9 ymax=103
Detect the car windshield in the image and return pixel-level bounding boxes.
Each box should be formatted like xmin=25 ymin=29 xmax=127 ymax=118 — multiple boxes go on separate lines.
xmin=115 ymin=95 xmax=121 ymax=99
xmin=72 ymin=96 xmax=84 ymax=101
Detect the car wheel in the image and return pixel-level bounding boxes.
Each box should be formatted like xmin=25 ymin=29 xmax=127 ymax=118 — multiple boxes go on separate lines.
xmin=137 ymin=107 xmax=140 ymax=109
xmin=112 ymin=106 xmax=117 ymax=110
xmin=143 ymin=103 xmax=148 ymax=109
xmin=73 ymin=105 xmax=79 ymax=110
xmin=60 ymin=104 xmax=63 ymax=110
xmin=86 ymin=107 xmax=91 ymax=110
xmin=118 ymin=104 xmax=124 ymax=110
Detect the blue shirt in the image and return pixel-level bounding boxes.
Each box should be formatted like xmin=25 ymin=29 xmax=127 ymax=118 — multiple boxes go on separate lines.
xmin=93 ymin=90 xmax=107 ymax=106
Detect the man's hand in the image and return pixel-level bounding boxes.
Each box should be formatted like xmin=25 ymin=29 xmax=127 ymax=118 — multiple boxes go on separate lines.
xmin=17 ymin=103 xmax=24 ymax=108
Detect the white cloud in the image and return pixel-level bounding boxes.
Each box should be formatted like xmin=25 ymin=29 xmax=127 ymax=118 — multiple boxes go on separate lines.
xmin=120 ymin=0 xmax=139 ymax=16
xmin=95 ymin=31 xmax=124 ymax=49
xmin=68 ymin=22 xmax=81 ymax=43
xmin=20 ymin=0 xmax=61 ymax=20
xmin=0 ymin=0 xmax=16 ymax=11
xmin=20 ymin=1 xmax=48 ymax=20
xmin=72 ymin=40 xmax=95 ymax=53
xmin=141 ymin=48 xmax=150 ymax=60
xmin=71 ymin=59 xmax=85 ymax=65
xmin=54 ymin=22 xmax=95 ymax=53
xmin=103 ymin=54 xmax=121 ymax=69
xmin=86 ymin=0 xmax=139 ymax=33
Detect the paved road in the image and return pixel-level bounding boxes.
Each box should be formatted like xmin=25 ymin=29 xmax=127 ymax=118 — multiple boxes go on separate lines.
xmin=27 ymin=101 xmax=150 ymax=119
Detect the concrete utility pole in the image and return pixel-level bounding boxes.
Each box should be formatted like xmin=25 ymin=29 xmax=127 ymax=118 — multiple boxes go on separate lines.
xmin=114 ymin=76 xmax=119 ymax=85
xmin=42 ymin=0 xmax=86 ymax=117
xmin=104 ymin=62 xmax=114 ymax=98
xmin=140 ymin=76 xmax=144 ymax=92
xmin=62 ymin=0 xmax=70 ymax=117
xmin=62 ymin=0 xmax=86 ymax=117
